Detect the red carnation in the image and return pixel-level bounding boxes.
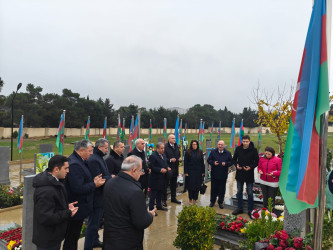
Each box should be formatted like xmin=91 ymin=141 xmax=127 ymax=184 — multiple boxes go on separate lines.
xmin=253 ymin=212 xmax=259 ymax=219
xmin=293 ymin=237 xmax=303 ymax=249
xmin=267 ymin=243 xmax=275 ymax=250
xmin=279 ymin=239 xmax=288 ymax=248
xmin=262 ymin=207 xmax=267 ymax=210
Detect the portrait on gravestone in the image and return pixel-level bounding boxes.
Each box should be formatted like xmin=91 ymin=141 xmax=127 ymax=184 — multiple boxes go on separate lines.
xmin=146 ymin=144 xmax=154 ymax=159
xmin=35 ymin=152 xmax=55 ymax=173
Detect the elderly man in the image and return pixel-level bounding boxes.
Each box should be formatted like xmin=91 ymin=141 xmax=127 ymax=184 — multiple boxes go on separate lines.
xmin=207 ymin=140 xmax=232 ymax=209
xmin=85 ymin=138 xmax=111 ymax=249
xmin=128 ymin=138 xmax=149 ymax=196
xmin=149 ymin=142 xmax=169 ymax=212
xmin=163 ymin=134 xmax=182 ymax=205
xmin=103 ymin=156 xmax=156 ymax=249
xmin=63 ymin=139 xmax=105 ymax=250
xmin=32 ymin=155 xmax=78 ymax=250
xmin=105 ymin=140 xmax=125 ymax=177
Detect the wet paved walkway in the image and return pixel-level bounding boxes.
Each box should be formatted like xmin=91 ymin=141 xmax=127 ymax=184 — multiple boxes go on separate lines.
xmin=2 ymin=163 xmax=253 ymax=249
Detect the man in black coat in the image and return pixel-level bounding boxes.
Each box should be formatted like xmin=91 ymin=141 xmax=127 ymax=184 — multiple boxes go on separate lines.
xmin=128 ymin=138 xmax=150 ymax=196
xmin=207 ymin=140 xmax=232 ymax=209
xmin=163 ymin=134 xmax=182 ymax=205
xmin=63 ymin=139 xmax=105 ymax=250
xmin=85 ymin=138 xmax=111 ymax=250
xmin=105 ymin=140 xmax=125 ymax=177
xmin=103 ymin=155 xmax=156 ymax=250
xmin=232 ymin=135 xmax=259 ymax=217
xmin=32 ymin=155 xmax=78 ymax=250
xmin=148 ymin=142 xmax=170 ymax=212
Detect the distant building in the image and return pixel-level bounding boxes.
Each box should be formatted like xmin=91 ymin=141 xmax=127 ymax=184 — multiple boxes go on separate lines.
xmin=167 ymin=107 xmax=188 ymax=115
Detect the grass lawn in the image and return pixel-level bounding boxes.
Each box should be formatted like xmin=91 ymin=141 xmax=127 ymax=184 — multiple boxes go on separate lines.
xmin=1 ymin=133 xmax=333 ymax=161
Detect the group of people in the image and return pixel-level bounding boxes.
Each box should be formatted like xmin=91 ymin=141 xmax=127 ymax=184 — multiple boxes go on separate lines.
xmin=32 ymin=133 xmax=282 ymax=250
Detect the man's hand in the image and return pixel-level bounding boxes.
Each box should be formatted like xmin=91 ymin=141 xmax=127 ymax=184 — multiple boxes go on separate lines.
xmin=222 ymin=162 xmax=226 ymax=166
xmin=149 ymin=208 xmax=157 ymax=217
xmin=185 ymin=173 xmax=189 ymax=176
xmin=236 ymin=164 xmax=242 ymax=170
xmin=161 ymin=168 xmax=167 ymax=174
xmin=214 ymin=161 xmax=219 ymax=166
xmin=171 ymin=158 xmax=177 ymax=163
xmin=148 ymin=169 xmax=151 ymax=174
xmin=167 ymin=167 xmax=171 ymax=171
xmin=178 ymin=157 xmax=182 ymax=162
xmin=68 ymin=201 xmax=79 ymax=217
xmin=94 ymin=174 xmax=106 ymax=187
xmin=258 ymin=170 xmax=263 ymax=175
xmin=243 ymin=166 xmax=251 ymax=171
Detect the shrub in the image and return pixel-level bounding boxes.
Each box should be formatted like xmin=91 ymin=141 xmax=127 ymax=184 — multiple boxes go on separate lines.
xmin=173 ymin=205 xmax=216 ymax=250
xmin=24 ymin=133 xmax=28 ymax=139
xmin=0 ymin=184 xmax=24 ymax=209
xmin=12 ymin=131 xmax=18 ymax=139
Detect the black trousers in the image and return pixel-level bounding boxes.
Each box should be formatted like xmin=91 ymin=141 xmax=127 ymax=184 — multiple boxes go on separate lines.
xmin=210 ymin=178 xmax=227 ymax=205
xmin=63 ymin=219 xmax=84 ymax=250
xmin=261 ymin=184 xmax=278 ymax=208
xmin=162 ymin=175 xmax=177 ymax=201
xmin=37 ymin=243 xmax=61 ymax=250
xmin=188 ymin=190 xmax=199 ymax=200
xmin=149 ymin=189 xmax=162 ymax=210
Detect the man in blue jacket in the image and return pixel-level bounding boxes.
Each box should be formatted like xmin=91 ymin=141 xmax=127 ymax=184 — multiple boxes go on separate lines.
xmin=85 ymin=138 xmax=111 ymax=249
xmin=63 ymin=139 xmax=105 ymax=250
xmin=207 ymin=140 xmax=232 ymax=209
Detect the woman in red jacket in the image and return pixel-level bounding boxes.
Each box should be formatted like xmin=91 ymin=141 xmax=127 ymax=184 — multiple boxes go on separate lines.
xmin=258 ymin=146 xmax=282 ymax=208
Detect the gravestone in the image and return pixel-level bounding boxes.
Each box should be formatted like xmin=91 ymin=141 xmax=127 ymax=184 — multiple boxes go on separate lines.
xmin=157 ymin=137 xmax=164 ymax=143
xmin=283 ymin=206 xmax=307 ymax=237
xmin=215 ymin=139 xmax=219 ymax=148
xmin=206 ymin=140 xmax=211 ymax=149
xmin=0 ymin=147 xmax=10 ymax=185
xmin=123 ymin=145 xmax=130 ymax=157
xmin=22 ymin=175 xmax=37 ymax=250
xmin=39 ymin=144 xmax=53 ymax=153
xmin=124 ymin=139 xmax=128 ymax=146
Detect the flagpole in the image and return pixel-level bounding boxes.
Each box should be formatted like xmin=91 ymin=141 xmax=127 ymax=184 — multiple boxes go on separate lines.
xmin=19 ymin=115 xmax=23 ymax=184
xmin=138 ymin=110 xmax=141 ymax=138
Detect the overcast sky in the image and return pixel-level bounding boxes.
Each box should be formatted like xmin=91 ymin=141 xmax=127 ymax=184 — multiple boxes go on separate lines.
xmin=0 ymin=0 xmax=331 ymax=112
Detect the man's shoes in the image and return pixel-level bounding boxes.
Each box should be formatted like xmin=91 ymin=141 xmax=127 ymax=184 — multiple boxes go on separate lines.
xmin=162 ymin=201 xmax=167 ymax=207
xmin=92 ymin=240 xmax=103 ymax=248
xmin=232 ymin=208 xmax=243 ymax=215
xmin=157 ymin=207 xmax=168 ymax=211
xmin=218 ymin=204 xmax=224 ymax=209
xmin=171 ymin=198 xmax=181 ymax=204
xmin=209 ymin=202 xmax=215 ymax=207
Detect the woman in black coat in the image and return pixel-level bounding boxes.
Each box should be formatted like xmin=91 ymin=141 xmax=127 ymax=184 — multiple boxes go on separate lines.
xmin=184 ymin=140 xmax=205 ymax=205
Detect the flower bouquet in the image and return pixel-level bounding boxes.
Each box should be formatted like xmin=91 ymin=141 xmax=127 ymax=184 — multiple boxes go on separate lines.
xmin=216 ymin=214 xmax=247 ymax=233
xmin=0 ymin=227 xmax=22 ymax=250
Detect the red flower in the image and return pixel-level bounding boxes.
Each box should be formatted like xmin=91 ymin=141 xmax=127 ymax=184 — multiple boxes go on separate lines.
xmin=267 ymin=243 xmax=275 ymax=250
xmin=279 ymin=239 xmax=288 ymax=248
xmin=253 ymin=212 xmax=259 ymax=219
xmin=275 ymin=247 xmax=283 ymax=250
xmin=275 ymin=230 xmax=289 ymax=240
xmin=306 ymin=246 xmax=313 ymax=250
xmin=262 ymin=207 xmax=267 ymax=210
xmin=293 ymin=237 xmax=303 ymax=249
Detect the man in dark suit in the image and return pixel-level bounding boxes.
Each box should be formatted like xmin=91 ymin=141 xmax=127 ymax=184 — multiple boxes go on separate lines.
xmin=103 ymin=155 xmax=156 ymax=249
xmin=148 ymin=142 xmax=170 ymax=212
xmin=207 ymin=140 xmax=232 ymax=209
xmin=63 ymin=139 xmax=105 ymax=250
xmin=85 ymin=138 xmax=111 ymax=249
xmin=105 ymin=140 xmax=125 ymax=177
xmin=128 ymin=138 xmax=150 ymax=196
xmin=163 ymin=134 xmax=182 ymax=205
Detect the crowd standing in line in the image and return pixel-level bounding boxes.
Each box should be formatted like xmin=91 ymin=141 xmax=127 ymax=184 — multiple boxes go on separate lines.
xmin=32 ymin=134 xmax=271 ymax=249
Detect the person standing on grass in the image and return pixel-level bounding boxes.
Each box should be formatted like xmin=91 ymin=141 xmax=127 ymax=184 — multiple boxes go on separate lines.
xmin=257 ymin=146 xmax=282 ymax=208
xmin=105 ymin=140 xmax=125 ymax=177
xmin=32 ymin=155 xmax=78 ymax=250
xmin=184 ymin=140 xmax=205 ymax=205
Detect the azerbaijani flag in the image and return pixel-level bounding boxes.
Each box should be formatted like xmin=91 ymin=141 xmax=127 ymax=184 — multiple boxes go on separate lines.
xmin=175 ymin=116 xmax=180 ymax=145
xmin=257 ymin=126 xmax=262 ymax=152
xmin=230 ymin=118 xmax=235 ymax=149
xmin=117 ymin=116 xmax=121 ymax=141
xmin=85 ymin=116 xmax=90 ymax=140
xmin=183 ymin=123 xmax=187 ymax=141
xmin=103 ymin=117 xmax=107 ymax=140
xmin=210 ymin=122 xmax=214 ymax=141
xmin=121 ymin=119 xmax=125 ymax=142
xmin=130 ymin=115 xmax=138 ymax=151
xmin=179 ymin=119 xmax=182 ymax=143
xmin=237 ymin=119 xmax=244 ymax=146
xmin=149 ymin=119 xmax=153 ymax=140
xmin=163 ymin=118 xmax=167 ymax=143
xmin=17 ymin=115 xmax=23 ymax=153
xmin=217 ymin=121 xmax=221 ymax=140
xmin=129 ymin=116 xmax=134 ymax=146
xmin=280 ymin=0 xmax=330 ymax=213
xmin=56 ymin=113 xmax=65 ymax=155
xmin=198 ymin=121 xmax=202 ymax=149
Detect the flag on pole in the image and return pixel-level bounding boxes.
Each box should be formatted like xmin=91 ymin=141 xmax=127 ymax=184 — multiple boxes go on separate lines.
xmin=183 ymin=123 xmax=187 ymax=141
xmin=237 ymin=119 xmax=244 ymax=146
xmin=117 ymin=115 xmax=121 ymax=141
xmin=230 ymin=118 xmax=235 ymax=149
xmin=280 ymin=0 xmax=330 ymax=213
xmin=56 ymin=113 xmax=65 ymax=155
xmin=163 ymin=118 xmax=167 ymax=143
xmin=198 ymin=120 xmax=202 ymax=149
xmin=202 ymin=122 xmax=205 ymax=142
xmin=85 ymin=116 xmax=90 ymax=140
xmin=217 ymin=121 xmax=221 ymax=140
xmin=130 ymin=115 xmax=138 ymax=151
xmin=103 ymin=117 xmax=107 ymax=140
xmin=257 ymin=126 xmax=262 ymax=153
xmin=175 ymin=116 xmax=180 ymax=145
xmin=121 ymin=118 xmax=125 ymax=142
xmin=149 ymin=119 xmax=153 ymax=140
xmin=129 ymin=116 xmax=134 ymax=146
xmin=179 ymin=119 xmax=182 ymax=143
xmin=17 ymin=115 xmax=24 ymax=153
xmin=210 ymin=122 xmax=214 ymax=141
